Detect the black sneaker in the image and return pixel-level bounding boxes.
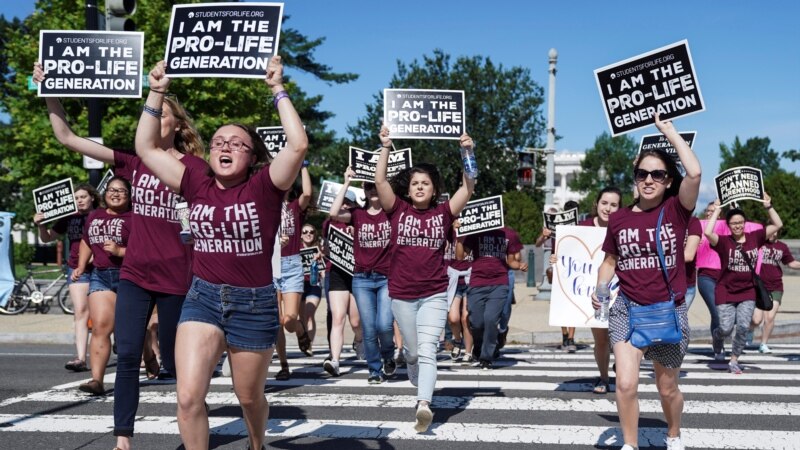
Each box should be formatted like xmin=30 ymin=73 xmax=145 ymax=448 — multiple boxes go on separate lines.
xmin=480 ymin=360 xmax=493 ymax=371
xmin=566 ymin=338 xmax=577 ymax=353
xmin=497 ymin=330 xmax=508 ymax=350
xmin=368 ymin=374 xmax=385 ymax=385
xmin=383 ymin=358 xmax=397 ymax=377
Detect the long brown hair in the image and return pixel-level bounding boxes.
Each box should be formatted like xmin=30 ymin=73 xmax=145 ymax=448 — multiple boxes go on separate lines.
xmin=164 ymin=96 xmax=204 ymax=157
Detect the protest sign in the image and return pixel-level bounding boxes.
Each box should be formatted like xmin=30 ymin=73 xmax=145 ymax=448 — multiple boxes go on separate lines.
xmin=348 ymin=146 xmax=413 ymax=183
xmin=300 ymin=246 xmax=319 ymax=276
xmin=96 ymin=169 xmax=115 ymax=196
xmin=715 ymin=166 xmax=765 ymax=206
xmin=594 ymin=40 xmax=705 ymax=136
xmin=549 ymin=225 xmax=619 ymax=328
xmin=165 ymin=2 xmax=283 ymax=78
xmin=384 ymin=89 xmax=465 ymax=140
xmin=33 ymin=178 xmax=77 ymax=224
xmin=326 ymin=226 xmax=354 ymax=275
xmin=543 ymin=208 xmax=578 ymax=232
xmin=316 ymin=180 xmax=365 ymax=213
xmin=38 ymin=30 xmax=144 ymax=98
xmin=256 ymin=126 xmax=287 ymax=158
xmin=455 ymin=196 xmax=504 ymax=237
xmin=638 ymin=131 xmax=696 ymax=163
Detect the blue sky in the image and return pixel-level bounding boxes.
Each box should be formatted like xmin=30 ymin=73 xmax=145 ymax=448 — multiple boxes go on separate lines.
xmin=3 ymin=1 xmax=799 ymax=203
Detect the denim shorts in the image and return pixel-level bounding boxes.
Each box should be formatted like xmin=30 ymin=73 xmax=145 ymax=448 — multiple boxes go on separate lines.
xmin=179 ymin=276 xmax=279 ymax=351
xmin=454 ymin=284 xmax=468 ymax=298
xmin=274 ymin=255 xmax=304 ymax=294
xmin=66 ymin=266 xmax=90 ymax=285
xmin=89 ymin=268 xmax=120 ymax=294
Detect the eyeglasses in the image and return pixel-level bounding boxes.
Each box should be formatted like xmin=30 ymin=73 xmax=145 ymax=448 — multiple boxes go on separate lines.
xmin=209 ymin=136 xmax=252 ymax=153
xmin=729 ymin=221 xmax=745 ymax=226
xmin=106 ymin=188 xmax=129 ymax=195
xmin=633 ymin=169 xmax=668 ymax=183
xmin=302 ymin=230 xmax=315 ymax=235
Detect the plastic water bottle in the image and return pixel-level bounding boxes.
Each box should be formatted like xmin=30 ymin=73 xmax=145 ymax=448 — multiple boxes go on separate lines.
xmin=176 ymin=202 xmax=191 ymax=244
xmin=310 ymin=260 xmax=319 ymax=286
xmin=595 ymin=283 xmax=610 ymax=322
xmin=460 ymin=146 xmax=478 ymax=179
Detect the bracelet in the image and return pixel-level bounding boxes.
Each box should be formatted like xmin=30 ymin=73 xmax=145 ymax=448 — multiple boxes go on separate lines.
xmin=765 ymin=205 xmax=773 ymax=210
xmin=381 ymin=144 xmax=392 ymax=149
xmin=149 ymin=87 xmax=167 ymax=94
xmin=143 ymin=104 xmax=163 ymax=118
xmin=273 ymin=91 xmax=290 ymax=108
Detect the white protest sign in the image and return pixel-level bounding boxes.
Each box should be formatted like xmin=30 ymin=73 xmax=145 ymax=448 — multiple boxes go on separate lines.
xmin=715 ymin=166 xmax=765 ymax=206
xmin=549 ymin=225 xmax=618 ymax=328
xmin=384 ymin=89 xmax=465 ymax=140
xmin=165 ymin=2 xmax=283 ymax=78
xmin=33 ymin=178 xmax=77 ymax=224
xmin=348 ymin=146 xmax=412 ymax=183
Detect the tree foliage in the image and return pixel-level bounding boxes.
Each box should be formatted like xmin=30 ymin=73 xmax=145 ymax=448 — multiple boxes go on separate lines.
xmin=344 ymin=49 xmax=547 ymax=199
xmin=569 ymin=132 xmax=638 ymax=213
xmin=0 ymin=0 xmax=356 ymax=225
xmin=502 ymin=190 xmax=542 ymax=244
xmin=718 ymin=136 xmax=782 ymax=178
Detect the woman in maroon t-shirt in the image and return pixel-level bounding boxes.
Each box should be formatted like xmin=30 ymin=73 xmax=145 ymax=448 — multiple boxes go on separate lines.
xmin=71 ymin=176 xmax=132 ymax=396
xmin=34 ymin=184 xmax=99 ymax=373
xmin=375 ymin=125 xmax=475 ymax=433
xmin=136 ymin=57 xmax=307 ymax=450
xmin=705 ymin=197 xmax=782 ymax=373
xmin=595 ymin=115 xmax=701 ymax=450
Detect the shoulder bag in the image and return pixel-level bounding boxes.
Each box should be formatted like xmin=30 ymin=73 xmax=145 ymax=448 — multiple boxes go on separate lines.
xmin=742 ymin=247 xmax=773 ymax=311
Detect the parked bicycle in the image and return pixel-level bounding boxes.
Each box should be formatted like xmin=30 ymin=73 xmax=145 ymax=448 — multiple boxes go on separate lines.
xmin=0 ymin=264 xmax=71 ymax=315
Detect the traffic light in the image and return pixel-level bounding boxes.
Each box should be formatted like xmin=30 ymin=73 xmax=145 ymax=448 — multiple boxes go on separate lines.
xmin=106 ymin=0 xmax=136 ymax=31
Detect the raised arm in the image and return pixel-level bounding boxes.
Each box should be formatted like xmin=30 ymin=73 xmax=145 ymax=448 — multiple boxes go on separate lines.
xmin=328 ymin=167 xmax=354 ymax=223
xmin=33 ymin=62 xmax=115 ymax=164
xmin=268 ymin=56 xmax=309 ymax=190
xmin=449 ymin=134 xmax=476 ymax=216
xmin=762 ymin=193 xmax=783 ymax=238
xmin=134 ymin=61 xmax=185 ymax=192
xmin=655 ymin=114 xmax=701 ymax=211
xmin=375 ymin=125 xmax=397 ymax=212
xmin=33 ymin=213 xmax=60 ymax=243
xmin=703 ymin=199 xmax=722 ymax=247
xmin=297 ymin=165 xmax=313 ymax=211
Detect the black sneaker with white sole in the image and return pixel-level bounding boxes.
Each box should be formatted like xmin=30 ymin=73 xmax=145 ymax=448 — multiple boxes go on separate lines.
xmin=383 ymin=358 xmax=397 ymax=377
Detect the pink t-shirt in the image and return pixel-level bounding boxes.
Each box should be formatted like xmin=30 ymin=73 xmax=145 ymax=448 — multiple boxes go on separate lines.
xmin=115 ymin=152 xmax=208 ymax=295
xmin=52 ymin=213 xmax=90 ymax=269
xmin=685 ymin=217 xmax=702 ymax=287
xmin=351 ymin=208 xmax=391 ymax=275
xmin=602 ymin=196 xmax=692 ymax=306
xmin=696 ymin=220 xmax=763 ymax=280
xmin=179 ymin=165 xmax=285 ymax=287
xmin=387 ymin=198 xmax=454 ymax=300
xmin=280 ymin=199 xmax=305 ymax=257
xmin=82 ymin=209 xmax=132 ymax=269
xmin=463 ymin=227 xmax=523 ymax=287
xmin=757 ymin=240 xmax=794 ymax=292
xmin=712 ymin=228 xmax=766 ymax=304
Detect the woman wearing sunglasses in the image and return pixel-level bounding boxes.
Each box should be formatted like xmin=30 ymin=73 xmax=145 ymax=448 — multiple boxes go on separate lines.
xmin=299 ymin=224 xmax=324 ymax=357
xmin=135 ymin=57 xmax=307 ymax=450
xmin=594 ymin=114 xmax=701 ymax=450
xmin=704 ymin=197 xmax=782 ymax=373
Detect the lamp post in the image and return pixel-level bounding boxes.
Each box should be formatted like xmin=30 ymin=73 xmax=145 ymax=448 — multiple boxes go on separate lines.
xmin=535 ymin=48 xmax=558 ymax=300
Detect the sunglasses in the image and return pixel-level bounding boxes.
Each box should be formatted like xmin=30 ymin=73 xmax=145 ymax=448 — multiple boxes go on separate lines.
xmin=301 ymin=230 xmax=315 ymax=235
xmin=633 ymin=169 xmax=668 ymax=183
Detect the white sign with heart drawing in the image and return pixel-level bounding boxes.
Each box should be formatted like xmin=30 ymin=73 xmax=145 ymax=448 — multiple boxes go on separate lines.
xmin=548 ymin=225 xmax=618 ymax=328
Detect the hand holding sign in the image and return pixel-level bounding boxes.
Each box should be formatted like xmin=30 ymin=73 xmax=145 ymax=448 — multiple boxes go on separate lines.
xmin=265 ymin=55 xmax=284 ymax=92
xmin=148 ymin=60 xmax=170 ymax=93
xmin=379 ymin=124 xmax=392 ymax=149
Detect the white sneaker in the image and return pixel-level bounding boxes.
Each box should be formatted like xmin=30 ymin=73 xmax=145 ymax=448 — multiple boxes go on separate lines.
xmin=406 ymin=360 xmax=419 ymax=386
xmin=665 ymin=435 xmax=684 ymax=450
xmin=620 ymin=445 xmax=637 ymax=450
xmin=414 ymin=403 xmax=433 ymax=433
xmin=759 ymin=343 xmax=772 ymax=354
xmin=323 ymin=359 xmax=340 ymax=377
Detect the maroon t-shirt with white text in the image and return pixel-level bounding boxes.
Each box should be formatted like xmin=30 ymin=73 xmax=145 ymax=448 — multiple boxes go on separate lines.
xmin=52 ymin=213 xmax=91 ymax=270
xmin=115 ymin=151 xmax=208 ymax=295
xmin=280 ymin=199 xmax=305 ymax=257
xmin=180 ymin=165 xmax=285 ymax=287
xmin=760 ymin=240 xmax=796 ymax=292
xmin=685 ymin=217 xmax=702 ymax=287
xmin=82 ymin=209 xmax=132 ymax=269
xmin=351 ymin=208 xmax=391 ymax=275
xmin=387 ymin=198 xmax=454 ymax=300
xmin=602 ymin=196 xmax=692 ymax=306
xmin=463 ymin=227 xmax=523 ymax=287
xmin=711 ymin=228 xmax=766 ymax=304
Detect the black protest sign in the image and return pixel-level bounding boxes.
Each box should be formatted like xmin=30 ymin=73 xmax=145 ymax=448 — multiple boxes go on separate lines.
xmin=715 ymin=167 xmax=765 ymax=206
xmin=33 ymin=178 xmax=77 ymax=224
xmin=165 ymin=2 xmax=283 ymax=78
xmin=97 ymin=169 xmax=115 ymax=195
xmin=316 ymin=180 xmax=365 ymax=213
xmin=543 ymin=208 xmax=578 ymax=232
xmin=256 ymin=127 xmax=287 ymax=158
xmin=638 ymin=131 xmax=696 ymax=163
xmin=594 ymin=40 xmax=705 ymax=136
xmin=348 ymin=147 xmax=413 ymax=183
xmin=384 ymin=89 xmax=465 ymax=140
xmin=300 ymin=246 xmax=319 ymax=276
xmin=326 ymin=226 xmax=354 ymax=275
xmin=456 ymin=196 xmax=504 ymax=238
xmin=38 ymin=30 xmax=144 ymax=98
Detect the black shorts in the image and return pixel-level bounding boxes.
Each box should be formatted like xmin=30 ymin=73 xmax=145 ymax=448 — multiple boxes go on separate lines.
xmin=327 ymin=266 xmax=353 ymax=292
xmin=303 ymin=280 xmax=322 ymax=300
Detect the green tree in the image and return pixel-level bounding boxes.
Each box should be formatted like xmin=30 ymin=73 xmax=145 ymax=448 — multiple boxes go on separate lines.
xmin=502 ymin=190 xmax=542 ymax=244
xmin=731 ymin=170 xmax=800 ymax=239
xmin=718 ymin=136 xmax=782 ymax=177
xmin=344 ymin=49 xmax=547 ymax=198
xmin=0 ymin=1 xmax=356 ymax=225
xmin=782 ymin=149 xmax=800 ymax=162
xmin=569 ymin=132 xmax=638 ymax=212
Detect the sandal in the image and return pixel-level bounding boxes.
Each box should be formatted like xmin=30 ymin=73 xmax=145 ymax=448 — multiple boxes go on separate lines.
xmin=79 ymin=379 xmax=106 ymax=396
xmin=298 ymin=331 xmax=312 ymax=356
xmin=592 ymin=378 xmax=609 ymax=394
xmin=275 ymin=365 xmax=290 ymax=381
xmin=65 ymin=357 xmax=88 ymax=372
xmin=144 ymin=357 xmax=160 ymax=380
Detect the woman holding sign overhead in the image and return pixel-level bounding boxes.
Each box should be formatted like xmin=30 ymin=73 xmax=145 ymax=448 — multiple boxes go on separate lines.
xmin=593 ymin=115 xmax=700 ymax=450
xmin=375 ymin=124 xmax=474 ymax=433
xmin=136 ymin=57 xmax=306 ymax=450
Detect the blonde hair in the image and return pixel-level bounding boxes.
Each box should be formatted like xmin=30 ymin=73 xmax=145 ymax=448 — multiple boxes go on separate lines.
xmin=164 ymin=96 xmax=204 ymax=157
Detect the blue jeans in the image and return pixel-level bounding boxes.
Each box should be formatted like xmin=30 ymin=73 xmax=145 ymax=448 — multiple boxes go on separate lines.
xmin=467 ymin=285 xmax=509 ymax=362
xmin=499 ymin=270 xmax=515 ymax=333
xmin=352 ymin=272 xmax=394 ymax=376
xmin=684 ymin=285 xmax=697 ymax=309
xmin=113 ymin=280 xmax=184 ymax=437
xmin=391 ymin=292 xmax=447 ymax=402
xmin=696 ymin=275 xmax=720 ymax=336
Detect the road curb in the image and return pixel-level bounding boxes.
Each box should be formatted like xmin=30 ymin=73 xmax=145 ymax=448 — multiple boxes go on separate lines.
xmin=0 ymin=332 xmax=74 ymax=345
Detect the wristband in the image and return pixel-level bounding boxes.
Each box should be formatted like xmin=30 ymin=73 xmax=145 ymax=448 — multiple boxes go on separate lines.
xmin=273 ymin=91 xmax=290 ymax=108
xmin=302 ymin=160 xmax=310 ymax=167
xmin=143 ymin=104 xmax=163 ymax=118
xmin=149 ymin=87 xmax=167 ymax=94
xmin=764 ymin=204 xmax=773 ymax=210
xmin=381 ymin=144 xmax=392 ymax=149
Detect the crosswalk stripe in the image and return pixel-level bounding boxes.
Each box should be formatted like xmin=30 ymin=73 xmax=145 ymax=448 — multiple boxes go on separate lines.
xmin=1 ymin=414 xmax=797 ymax=449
